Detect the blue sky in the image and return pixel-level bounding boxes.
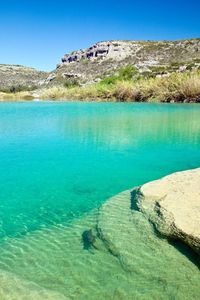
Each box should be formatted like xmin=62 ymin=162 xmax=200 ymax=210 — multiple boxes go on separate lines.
xmin=0 ymin=0 xmax=199 ymax=71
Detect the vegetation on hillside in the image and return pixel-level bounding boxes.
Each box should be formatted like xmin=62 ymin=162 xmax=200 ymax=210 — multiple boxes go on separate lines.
xmin=41 ymin=67 xmax=200 ymax=102
xmin=0 ymin=65 xmax=200 ymax=102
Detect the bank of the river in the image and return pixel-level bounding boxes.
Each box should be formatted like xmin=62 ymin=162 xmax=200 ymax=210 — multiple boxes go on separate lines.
xmin=0 ymin=69 xmax=200 ymax=103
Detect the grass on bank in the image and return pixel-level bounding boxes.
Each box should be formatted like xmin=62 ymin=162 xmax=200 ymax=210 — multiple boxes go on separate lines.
xmin=0 ymin=91 xmax=34 ymax=101
xmin=41 ymin=70 xmax=200 ymax=102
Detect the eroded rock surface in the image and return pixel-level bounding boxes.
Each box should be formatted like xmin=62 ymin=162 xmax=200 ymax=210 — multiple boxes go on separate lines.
xmin=136 ymin=168 xmax=200 ymax=255
xmin=59 ymin=39 xmax=200 ymax=69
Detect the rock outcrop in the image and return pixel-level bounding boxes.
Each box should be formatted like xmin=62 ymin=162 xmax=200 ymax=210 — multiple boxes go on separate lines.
xmin=59 ymin=39 xmax=200 ymax=68
xmin=60 ymin=42 xmax=111 ymax=65
xmin=136 ymin=168 xmax=200 ymax=255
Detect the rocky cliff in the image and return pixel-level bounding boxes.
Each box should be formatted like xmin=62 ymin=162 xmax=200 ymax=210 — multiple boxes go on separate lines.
xmin=51 ymin=38 xmax=200 ymax=85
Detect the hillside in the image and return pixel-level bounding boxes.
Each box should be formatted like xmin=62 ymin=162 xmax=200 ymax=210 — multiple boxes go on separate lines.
xmin=0 ymin=64 xmax=47 ymax=92
xmin=1 ymin=39 xmax=200 ymax=90
xmin=49 ymin=38 xmax=200 ymax=86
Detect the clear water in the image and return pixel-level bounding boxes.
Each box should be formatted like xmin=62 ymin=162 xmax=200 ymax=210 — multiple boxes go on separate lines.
xmin=0 ymin=102 xmax=199 ymax=299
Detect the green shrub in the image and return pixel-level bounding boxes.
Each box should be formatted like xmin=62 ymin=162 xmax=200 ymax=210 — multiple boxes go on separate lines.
xmin=118 ymin=65 xmax=138 ymax=80
xmin=100 ymin=75 xmax=119 ymax=85
xmin=63 ymin=78 xmax=79 ymax=88
xmin=100 ymin=65 xmax=138 ymax=86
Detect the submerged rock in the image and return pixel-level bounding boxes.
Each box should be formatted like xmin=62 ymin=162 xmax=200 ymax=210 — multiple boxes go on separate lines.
xmin=136 ymin=168 xmax=200 ymax=255
xmin=82 ymin=228 xmax=105 ymax=251
xmin=82 ymin=229 xmax=97 ymax=250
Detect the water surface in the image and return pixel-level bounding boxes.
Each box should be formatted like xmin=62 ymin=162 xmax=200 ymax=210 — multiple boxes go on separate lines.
xmin=0 ymin=102 xmax=199 ymax=299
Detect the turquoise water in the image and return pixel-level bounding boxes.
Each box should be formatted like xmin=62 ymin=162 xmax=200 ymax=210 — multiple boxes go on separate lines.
xmin=0 ymin=102 xmax=200 ymax=299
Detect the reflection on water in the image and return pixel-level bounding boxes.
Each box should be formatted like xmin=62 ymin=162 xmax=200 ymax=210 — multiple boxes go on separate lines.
xmin=0 ymin=102 xmax=199 ymax=299
xmin=60 ymin=104 xmax=200 ymax=148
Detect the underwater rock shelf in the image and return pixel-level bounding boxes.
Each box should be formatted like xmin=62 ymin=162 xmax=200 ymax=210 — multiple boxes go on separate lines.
xmin=96 ymin=168 xmax=200 ymax=261
xmin=91 ymin=169 xmax=200 ymax=297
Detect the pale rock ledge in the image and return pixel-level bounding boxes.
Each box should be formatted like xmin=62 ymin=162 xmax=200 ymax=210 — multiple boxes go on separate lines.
xmin=136 ymin=168 xmax=200 ymax=255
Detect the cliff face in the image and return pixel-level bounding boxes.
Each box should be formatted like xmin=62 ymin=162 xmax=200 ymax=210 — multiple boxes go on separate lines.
xmin=51 ymin=39 xmax=200 ymax=85
xmin=58 ymin=39 xmax=200 ymax=67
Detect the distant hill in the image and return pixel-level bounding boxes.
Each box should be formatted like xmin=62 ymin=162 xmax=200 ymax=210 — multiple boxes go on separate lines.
xmin=0 ymin=38 xmax=200 ymax=91
xmin=0 ymin=64 xmax=47 ymax=92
